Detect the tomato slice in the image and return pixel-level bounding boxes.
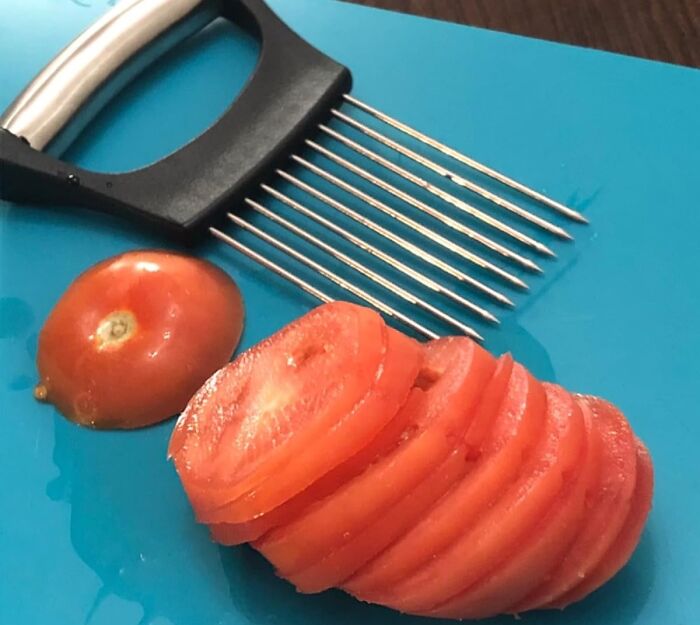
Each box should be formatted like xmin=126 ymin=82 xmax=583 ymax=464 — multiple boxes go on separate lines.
xmin=209 ymin=353 xmax=419 ymax=544
xmin=36 ymin=250 xmax=244 ymax=429
xmin=200 ymin=326 xmax=421 ymax=523
xmin=294 ymin=448 xmax=469 ymax=593
xmin=366 ymin=384 xmax=585 ymax=616
xmin=429 ymin=395 xmax=602 ymax=619
xmin=345 ymin=360 xmax=543 ymax=599
xmin=549 ymin=440 xmax=653 ymax=609
xmin=256 ymin=338 xmax=495 ymax=580
xmin=170 ymin=303 xmax=423 ymax=522
xmin=289 ymin=353 xmax=513 ymax=593
xmin=512 ymin=395 xmax=639 ymax=612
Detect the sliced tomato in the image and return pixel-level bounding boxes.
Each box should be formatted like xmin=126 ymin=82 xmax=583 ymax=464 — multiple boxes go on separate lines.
xmin=546 ymin=439 xmax=653 ymax=609
xmin=170 ymin=302 xmax=401 ymax=519
xmin=36 ymin=250 xmax=244 ymax=429
xmin=428 ymin=395 xmax=602 ymax=619
xmin=209 ymin=374 xmax=417 ymax=544
xmin=512 ymin=395 xmax=638 ymax=612
xmin=289 ymin=354 xmax=513 ymax=593
xmin=199 ymin=326 xmax=421 ymax=523
xmin=293 ymin=448 xmax=469 ymax=593
xmin=367 ymin=384 xmax=585 ymax=615
xmin=346 ymin=360 xmax=543 ymax=599
xmin=256 ymin=338 xmax=495 ymax=579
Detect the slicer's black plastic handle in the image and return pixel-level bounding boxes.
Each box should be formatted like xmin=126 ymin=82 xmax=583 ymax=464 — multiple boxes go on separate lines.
xmin=0 ymin=0 xmax=352 ymax=243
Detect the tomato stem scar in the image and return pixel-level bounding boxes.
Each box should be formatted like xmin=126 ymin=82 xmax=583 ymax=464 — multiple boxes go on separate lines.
xmin=95 ymin=310 xmax=137 ymax=351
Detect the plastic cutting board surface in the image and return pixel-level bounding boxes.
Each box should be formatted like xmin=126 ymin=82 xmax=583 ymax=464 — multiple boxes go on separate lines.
xmin=1 ymin=1 xmax=699 ymax=624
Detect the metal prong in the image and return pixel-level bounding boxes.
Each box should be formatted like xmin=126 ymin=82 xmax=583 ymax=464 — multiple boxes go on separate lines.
xmin=331 ymin=108 xmax=573 ymax=240
xmin=280 ymin=168 xmax=516 ymax=309
xmin=210 ymin=227 xmax=333 ymax=304
xmin=263 ymin=182 xmax=498 ymax=324
xmin=244 ymin=198 xmax=483 ymax=341
xmin=342 ymin=94 xmax=588 ymax=224
xmin=227 ymin=212 xmax=440 ymax=340
xmin=305 ymin=140 xmax=541 ymax=275
xmin=319 ymin=124 xmax=556 ymax=258
xmin=278 ymin=160 xmax=516 ymax=306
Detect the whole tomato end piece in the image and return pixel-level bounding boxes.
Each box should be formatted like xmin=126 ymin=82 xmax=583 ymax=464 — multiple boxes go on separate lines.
xmin=35 ymin=250 xmax=245 ymax=430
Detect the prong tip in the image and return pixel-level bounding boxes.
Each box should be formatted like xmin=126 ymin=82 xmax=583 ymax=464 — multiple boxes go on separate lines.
xmin=555 ymin=227 xmax=575 ymax=241
xmin=499 ymin=294 xmax=516 ymax=309
xmin=511 ymin=277 xmax=529 ymax=291
xmin=529 ymin=261 xmax=545 ymax=274
xmin=469 ymin=329 xmax=485 ymax=342
xmin=485 ymin=312 xmax=500 ymax=325
xmin=537 ymin=244 xmax=557 ymax=258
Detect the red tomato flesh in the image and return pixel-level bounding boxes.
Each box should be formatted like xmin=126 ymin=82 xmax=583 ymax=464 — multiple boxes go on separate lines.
xmin=289 ymin=352 xmax=513 ymax=594
xmin=549 ymin=441 xmax=653 ymax=608
xmin=346 ymin=360 xmax=543 ymax=599
xmin=255 ymin=338 xmax=495 ymax=580
xmin=201 ymin=326 xmax=421 ymax=523
xmin=36 ymin=250 xmax=243 ymax=429
xmin=294 ymin=449 xmax=472 ymax=593
xmin=513 ymin=395 xmax=638 ymax=612
xmin=429 ymin=395 xmax=602 ymax=619
xmin=209 ymin=370 xmax=418 ymax=544
xmin=369 ymin=384 xmax=585 ymax=615
xmin=170 ymin=303 xmax=421 ymax=522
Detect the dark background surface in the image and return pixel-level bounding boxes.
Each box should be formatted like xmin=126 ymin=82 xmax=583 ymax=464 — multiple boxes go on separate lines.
xmin=345 ymin=0 xmax=700 ymax=68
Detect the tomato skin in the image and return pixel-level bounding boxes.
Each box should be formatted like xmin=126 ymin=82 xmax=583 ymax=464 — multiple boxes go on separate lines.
xmin=547 ymin=441 xmax=653 ymax=609
xmin=513 ymin=395 xmax=639 ymax=611
xmin=37 ymin=250 xmax=244 ymax=429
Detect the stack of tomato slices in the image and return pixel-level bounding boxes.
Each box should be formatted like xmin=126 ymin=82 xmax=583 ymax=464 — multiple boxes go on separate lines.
xmin=169 ymin=302 xmax=653 ymax=619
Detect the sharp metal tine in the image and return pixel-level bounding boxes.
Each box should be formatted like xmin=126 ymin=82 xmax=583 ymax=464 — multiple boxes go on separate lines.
xmin=269 ymin=175 xmax=502 ymax=321
xmin=289 ymin=158 xmax=520 ymax=305
xmin=210 ymin=227 xmax=333 ymax=304
xmin=304 ymin=139 xmax=541 ymax=275
xmin=244 ymin=198 xmax=483 ymax=341
xmin=342 ymin=94 xmax=588 ymax=224
xmin=331 ymin=108 xmax=573 ymax=240
xmin=227 ymin=212 xmax=440 ymax=340
xmin=263 ymin=182 xmax=498 ymax=324
xmin=281 ymin=163 xmax=517 ymax=305
xmin=319 ymin=123 xmax=556 ymax=258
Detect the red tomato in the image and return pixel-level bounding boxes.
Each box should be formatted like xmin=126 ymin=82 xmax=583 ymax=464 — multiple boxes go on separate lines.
xmin=256 ymin=337 xmax=496 ymax=590
xmin=359 ymin=384 xmax=585 ymax=615
xmin=209 ymin=359 xmax=421 ymax=545
xmin=169 ymin=302 xmax=422 ymax=523
xmin=345 ymin=360 xmax=542 ymax=600
xmin=164 ymin=300 xmax=655 ymax=618
xmin=36 ymin=250 xmax=244 ymax=429
xmin=430 ymin=396 xmax=601 ymax=619
xmin=548 ymin=441 xmax=653 ymax=609
xmin=514 ymin=395 xmax=639 ymax=611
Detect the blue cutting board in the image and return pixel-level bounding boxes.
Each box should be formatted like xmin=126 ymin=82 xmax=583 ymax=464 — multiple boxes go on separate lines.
xmin=1 ymin=1 xmax=699 ymax=624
